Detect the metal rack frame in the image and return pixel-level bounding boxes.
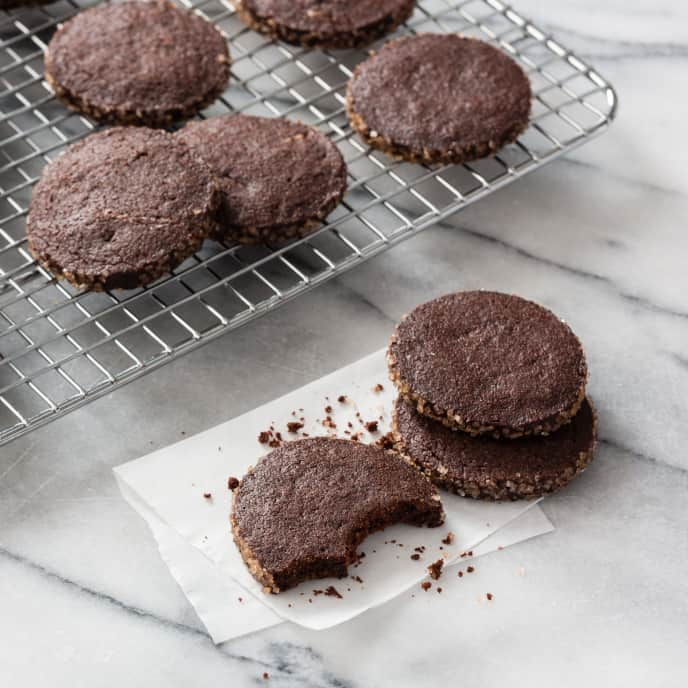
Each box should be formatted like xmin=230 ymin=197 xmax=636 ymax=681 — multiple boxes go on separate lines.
xmin=0 ymin=0 xmax=617 ymax=446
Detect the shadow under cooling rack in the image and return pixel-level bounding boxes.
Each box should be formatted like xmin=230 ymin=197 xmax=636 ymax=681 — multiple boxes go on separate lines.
xmin=0 ymin=0 xmax=617 ymax=445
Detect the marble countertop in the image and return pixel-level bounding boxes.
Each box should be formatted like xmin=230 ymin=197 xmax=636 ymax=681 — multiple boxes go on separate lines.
xmin=2 ymin=1 xmax=687 ymax=685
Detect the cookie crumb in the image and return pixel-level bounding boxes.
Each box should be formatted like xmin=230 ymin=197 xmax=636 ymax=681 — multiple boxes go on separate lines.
xmin=258 ymin=431 xmax=270 ymax=444
xmin=325 ymin=585 xmax=342 ymax=599
xmin=458 ymin=570 xmax=463 ymax=577
xmin=410 ymin=553 xmax=420 ymax=561
xmin=351 ymin=575 xmax=363 ymax=584
xmin=324 ymin=405 xmax=333 ymax=414
xmin=337 ymin=395 xmax=347 ymax=403
xmin=467 ymin=565 xmax=475 ymax=573
xmin=372 ymin=383 xmax=384 ymax=392
xmin=427 ymin=559 xmax=444 ymax=580
xmin=322 ymin=417 xmax=337 ymax=429
xmin=287 ymin=421 xmax=304 ymax=433
xmin=437 ymin=587 xmax=442 ymax=594
xmin=421 ymin=581 xmax=432 ymax=591
xmin=365 ymin=420 xmax=379 ymax=433
xmin=227 ymin=476 xmax=239 ymax=490
xmin=263 ymin=672 xmax=269 ymax=680
xmin=486 ymin=592 xmax=493 ymax=601
xmin=441 ymin=532 xmax=454 ymax=545
xmin=203 ymin=492 xmax=212 ymax=499
xmin=375 ymin=432 xmax=396 ymax=450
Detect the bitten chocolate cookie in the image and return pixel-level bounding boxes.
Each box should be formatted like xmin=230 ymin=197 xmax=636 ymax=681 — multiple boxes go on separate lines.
xmin=27 ymin=127 xmax=220 ymax=291
xmin=44 ymin=0 xmax=230 ymax=126
xmin=388 ymin=291 xmax=588 ymax=438
xmin=233 ymin=0 xmax=414 ymax=49
xmin=346 ymin=34 xmax=531 ymax=164
xmin=393 ymin=395 xmax=597 ymax=500
xmin=231 ymin=437 xmax=444 ymax=593
xmin=177 ymin=114 xmax=347 ymax=244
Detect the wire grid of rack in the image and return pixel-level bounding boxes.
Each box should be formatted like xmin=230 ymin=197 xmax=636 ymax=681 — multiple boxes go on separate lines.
xmin=0 ymin=0 xmax=616 ymax=446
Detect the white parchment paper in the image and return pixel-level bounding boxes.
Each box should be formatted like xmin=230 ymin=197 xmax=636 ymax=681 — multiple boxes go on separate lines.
xmin=115 ymin=350 xmax=553 ymax=632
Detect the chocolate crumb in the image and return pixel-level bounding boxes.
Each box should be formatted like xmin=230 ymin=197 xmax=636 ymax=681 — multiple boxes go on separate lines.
xmin=365 ymin=420 xmax=379 ymax=433
xmin=258 ymin=431 xmax=271 ymax=444
xmin=338 ymin=395 xmax=347 ymax=403
xmin=203 ymin=492 xmax=212 ymax=499
xmin=325 ymin=585 xmax=343 ymax=599
xmin=437 ymin=587 xmax=442 ymax=593
xmin=263 ymin=672 xmax=269 ymax=680
xmin=458 ymin=570 xmax=463 ymax=577
xmin=410 ymin=553 xmax=420 ymax=561
xmin=486 ymin=592 xmax=493 ymax=601
xmin=350 ymin=432 xmax=361 ymax=441
xmin=322 ymin=416 xmax=337 ymax=429
xmin=227 ymin=476 xmax=239 ymax=490
xmin=347 ymin=421 xmax=353 ymax=429
xmin=414 ymin=546 xmax=425 ymax=553
xmin=301 ymin=432 xmax=310 ymax=437
xmin=421 ymin=581 xmax=432 ymax=591
xmin=427 ymin=559 xmax=444 ymax=580
xmin=351 ymin=575 xmax=363 ymax=584
xmin=324 ymin=405 xmax=333 ymax=414
xmin=287 ymin=421 xmax=304 ymax=433
xmin=467 ymin=565 xmax=475 ymax=573
xmin=442 ymin=532 xmax=454 ymax=545
xmin=375 ymin=432 xmax=396 ymax=450
xmin=373 ymin=383 xmax=384 ymax=392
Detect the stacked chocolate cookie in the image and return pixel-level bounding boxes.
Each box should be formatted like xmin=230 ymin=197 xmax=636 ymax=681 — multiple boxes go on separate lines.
xmin=388 ymin=291 xmax=596 ymax=500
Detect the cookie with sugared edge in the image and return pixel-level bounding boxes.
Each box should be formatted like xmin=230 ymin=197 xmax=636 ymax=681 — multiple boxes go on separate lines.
xmin=232 ymin=0 xmax=415 ymax=49
xmin=346 ymin=34 xmax=531 ymax=164
xmin=387 ymin=291 xmax=588 ymax=438
xmin=177 ymin=114 xmax=347 ymax=244
xmin=392 ymin=395 xmax=597 ymax=500
xmin=26 ymin=127 xmax=220 ymax=291
xmin=44 ymin=0 xmax=230 ymax=127
xmin=230 ymin=437 xmax=444 ymax=593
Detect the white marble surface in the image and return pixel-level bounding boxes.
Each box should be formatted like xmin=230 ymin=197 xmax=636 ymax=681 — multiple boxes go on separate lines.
xmin=2 ymin=1 xmax=688 ymax=685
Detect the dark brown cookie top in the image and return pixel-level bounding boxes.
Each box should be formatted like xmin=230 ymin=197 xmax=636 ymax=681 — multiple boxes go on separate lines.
xmin=394 ymin=395 xmax=596 ymax=485
xmin=44 ymin=0 xmax=229 ymax=125
xmin=27 ymin=127 xmax=219 ymax=290
xmin=232 ymin=437 xmax=443 ymax=581
xmin=177 ymin=115 xmax=347 ymax=240
xmin=238 ymin=0 xmax=413 ymax=42
xmin=347 ymin=34 xmax=531 ymax=161
xmin=388 ymin=291 xmax=587 ymax=435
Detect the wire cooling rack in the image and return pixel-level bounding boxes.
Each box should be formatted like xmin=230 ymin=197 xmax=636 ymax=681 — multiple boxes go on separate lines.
xmin=0 ymin=0 xmax=616 ymax=445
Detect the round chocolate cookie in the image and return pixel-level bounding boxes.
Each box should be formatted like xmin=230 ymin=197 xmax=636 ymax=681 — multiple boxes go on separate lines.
xmin=231 ymin=437 xmax=444 ymax=593
xmin=27 ymin=127 xmax=220 ymax=291
xmin=44 ymin=0 xmax=230 ymax=127
xmin=346 ymin=34 xmax=531 ymax=164
xmin=233 ymin=0 xmax=415 ymax=49
xmin=388 ymin=291 xmax=588 ymax=438
xmin=177 ymin=114 xmax=347 ymax=244
xmin=393 ymin=395 xmax=597 ymax=500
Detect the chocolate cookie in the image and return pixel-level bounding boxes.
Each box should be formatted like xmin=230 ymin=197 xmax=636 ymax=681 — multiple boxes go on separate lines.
xmin=27 ymin=127 xmax=220 ymax=291
xmin=393 ymin=395 xmax=597 ymax=500
xmin=388 ymin=291 xmax=588 ymax=438
xmin=177 ymin=114 xmax=347 ymax=244
xmin=232 ymin=0 xmax=414 ymax=49
xmin=346 ymin=34 xmax=531 ymax=164
xmin=44 ymin=0 xmax=230 ymax=127
xmin=230 ymin=437 xmax=444 ymax=593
